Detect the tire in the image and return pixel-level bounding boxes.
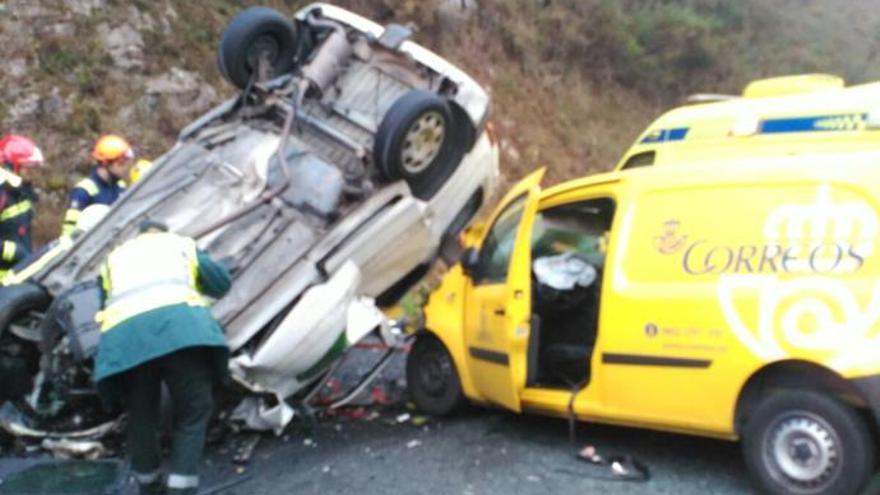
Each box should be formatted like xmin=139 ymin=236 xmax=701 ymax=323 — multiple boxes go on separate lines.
xmin=218 ymin=7 xmax=298 ymax=89
xmin=407 ymin=333 xmax=465 ymax=416
xmin=742 ymin=390 xmax=875 ymax=495
xmin=374 ymin=90 xmax=466 ymax=199
xmin=0 ymin=282 xmax=50 ymax=337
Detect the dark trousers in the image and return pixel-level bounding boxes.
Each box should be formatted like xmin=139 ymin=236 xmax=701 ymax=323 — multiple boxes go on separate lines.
xmin=124 ymin=347 xmax=215 ymax=488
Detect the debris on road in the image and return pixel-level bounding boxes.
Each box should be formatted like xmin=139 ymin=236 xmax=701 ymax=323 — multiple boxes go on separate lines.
xmin=232 ymin=434 xmax=262 ymax=466
xmin=575 ymin=445 xmax=650 ymax=482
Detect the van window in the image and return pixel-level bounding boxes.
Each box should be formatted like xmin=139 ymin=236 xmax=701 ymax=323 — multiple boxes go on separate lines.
xmin=532 ymin=198 xmax=615 ymax=266
xmin=621 ymin=151 xmax=656 ymax=170
xmin=475 ymin=194 xmax=527 ymax=284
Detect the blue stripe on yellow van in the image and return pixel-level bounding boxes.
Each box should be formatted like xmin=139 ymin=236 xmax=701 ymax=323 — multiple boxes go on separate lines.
xmin=640 ymin=127 xmax=690 ymax=144
xmin=760 ymin=113 xmax=868 ymax=134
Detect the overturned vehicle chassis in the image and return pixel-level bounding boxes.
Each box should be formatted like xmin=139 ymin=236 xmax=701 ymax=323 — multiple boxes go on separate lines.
xmin=0 ymin=3 xmax=497 ymax=445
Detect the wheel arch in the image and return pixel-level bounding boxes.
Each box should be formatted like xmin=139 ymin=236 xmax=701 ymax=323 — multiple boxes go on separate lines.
xmin=734 ymin=359 xmax=873 ymax=435
xmin=447 ymin=100 xmax=477 ymax=153
xmin=416 ymin=326 xmax=481 ymax=402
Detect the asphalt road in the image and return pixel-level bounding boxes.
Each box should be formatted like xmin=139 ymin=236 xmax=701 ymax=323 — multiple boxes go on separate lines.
xmin=201 ymin=407 xmax=754 ymax=495
xmin=4 ymin=345 xmax=880 ymax=495
xmin=192 ymin=345 xmax=753 ymax=495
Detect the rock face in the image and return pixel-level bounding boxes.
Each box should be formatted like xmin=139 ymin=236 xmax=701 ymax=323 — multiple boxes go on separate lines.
xmin=5 ymin=94 xmax=41 ymax=123
xmin=64 ymin=0 xmax=107 ymax=16
xmin=145 ymin=68 xmax=218 ymax=116
xmin=98 ymin=23 xmax=146 ymax=70
xmin=436 ymin=0 xmax=478 ymax=30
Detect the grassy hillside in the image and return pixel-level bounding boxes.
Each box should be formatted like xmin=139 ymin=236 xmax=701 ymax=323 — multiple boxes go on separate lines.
xmin=1 ymin=0 xmax=879 ymax=241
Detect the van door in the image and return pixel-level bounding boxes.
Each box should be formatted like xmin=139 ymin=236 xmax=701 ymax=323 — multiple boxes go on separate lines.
xmin=462 ymin=169 xmax=544 ymax=411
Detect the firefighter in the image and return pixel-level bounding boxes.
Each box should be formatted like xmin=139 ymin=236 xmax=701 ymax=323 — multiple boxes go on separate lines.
xmin=0 ymin=135 xmax=43 ymax=278
xmin=62 ymin=134 xmax=133 ymax=236
xmin=94 ymin=223 xmax=231 ymax=495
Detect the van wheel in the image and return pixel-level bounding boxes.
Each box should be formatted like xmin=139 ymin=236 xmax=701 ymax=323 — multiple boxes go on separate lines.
xmin=742 ymin=390 xmax=874 ymax=495
xmin=218 ymin=7 xmax=298 ymax=89
xmin=406 ymin=333 xmax=465 ymax=416
xmin=374 ymin=91 xmax=466 ymax=200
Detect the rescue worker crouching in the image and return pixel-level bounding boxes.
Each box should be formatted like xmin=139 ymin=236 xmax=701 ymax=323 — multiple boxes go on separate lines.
xmin=0 ymin=135 xmax=44 ymax=279
xmin=63 ymin=134 xmax=133 ymax=237
xmin=94 ymin=222 xmax=231 ymax=495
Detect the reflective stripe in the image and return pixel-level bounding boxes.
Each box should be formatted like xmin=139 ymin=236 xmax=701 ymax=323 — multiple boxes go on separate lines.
xmin=64 ymin=209 xmax=81 ymax=222
xmin=0 ymin=200 xmax=32 ymax=221
xmin=75 ymin=178 xmax=100 ymax=196
xmin=0 ymin=169 xmax=23 ymax=188
xmin=167 ymin=473 xmax=199 ymax=489
xmin=107 ymin=278 xmax=192 ymax=307
xmin=62 ymin=209 xmax=81 ymax=237
xmin=133 ymin=470 xmax=161 ymax=484
xmin=1 ymin=241 xmax=16 ymax=262
xmin=99 ymin=233 xmax=203 ymax=331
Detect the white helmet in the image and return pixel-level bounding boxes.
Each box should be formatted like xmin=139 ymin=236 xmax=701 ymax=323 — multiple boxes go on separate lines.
xmin=75 ymin=204 xmax=110 ymax=233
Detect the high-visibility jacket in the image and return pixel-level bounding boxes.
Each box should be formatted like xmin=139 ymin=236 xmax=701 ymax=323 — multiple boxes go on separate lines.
xmin=0 ymin=178 xmax=36 ymax=277
xmin=63 ymin=168 xmax=125 ymax=236
xmin=98 ymin=232 xmax=205 ymax=331
xmin=94 ymin=231 xmax=232 ymax=403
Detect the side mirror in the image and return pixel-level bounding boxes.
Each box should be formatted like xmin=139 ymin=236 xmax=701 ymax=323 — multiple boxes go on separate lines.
xmin=461 ymin=247 xmax=479 ymax=278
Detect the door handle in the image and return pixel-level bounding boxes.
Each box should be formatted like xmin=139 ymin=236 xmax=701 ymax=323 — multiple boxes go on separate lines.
xmin=493 ymin=308 xmax=506 ymax=316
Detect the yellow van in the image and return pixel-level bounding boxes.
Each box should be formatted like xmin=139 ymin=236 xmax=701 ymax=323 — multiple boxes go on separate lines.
xmin=408 ymin=152 xmax=880 ymax=495
xmin=615 ymin=74 xmax=880 ymax=171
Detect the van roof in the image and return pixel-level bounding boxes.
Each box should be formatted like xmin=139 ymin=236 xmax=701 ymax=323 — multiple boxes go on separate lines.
xmin=654 ymin=80 xmax=880 ymax=129
xmin=546 ymin=150 xmax=880 ymax=205
xmin=619 ymin=149 xmax=880 ymax=186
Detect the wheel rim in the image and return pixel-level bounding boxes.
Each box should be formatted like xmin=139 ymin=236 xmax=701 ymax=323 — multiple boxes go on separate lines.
xmin=401 ymin=111 xmax=446 ymax=175
xmin=417 ymin=345 xmax=452 ymax=399
xmin=763 ymin=411 xmax=842 ymax=494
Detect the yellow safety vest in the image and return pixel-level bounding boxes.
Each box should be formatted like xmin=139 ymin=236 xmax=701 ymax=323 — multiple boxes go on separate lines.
xmin=97 ymin=232 xmax=205 ymax=331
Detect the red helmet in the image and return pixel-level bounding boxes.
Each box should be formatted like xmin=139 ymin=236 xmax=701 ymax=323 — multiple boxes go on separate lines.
xmin=0 ymin=135 xmax=44 ymax=174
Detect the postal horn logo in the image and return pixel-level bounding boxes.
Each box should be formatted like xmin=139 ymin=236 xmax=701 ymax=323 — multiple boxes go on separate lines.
xmin=654 ymin=220 xmax=688 ymax=255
